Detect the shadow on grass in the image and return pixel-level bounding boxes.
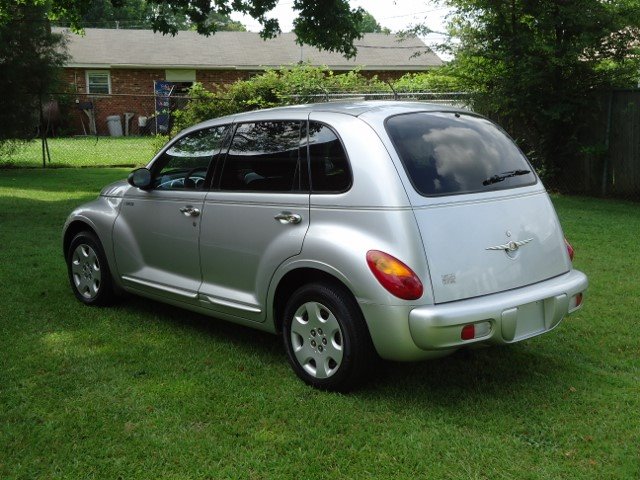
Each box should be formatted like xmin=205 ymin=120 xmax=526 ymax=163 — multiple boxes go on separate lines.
xmin=113 ymin=292 xmax=580 ymax=410
xmin=0 ymin=168 xmax=129 ymax=194
xmin=123 ymin=295 xmax=281 ymax=357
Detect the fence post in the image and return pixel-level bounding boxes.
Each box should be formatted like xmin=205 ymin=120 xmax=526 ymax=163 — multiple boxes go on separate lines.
xmin=38 ymin=95 xmax=51 ymax=168
xmin=601 ymin=90 xmax=613 ymax=196
xmin=385 ymin=81 xmax=398 ymax=100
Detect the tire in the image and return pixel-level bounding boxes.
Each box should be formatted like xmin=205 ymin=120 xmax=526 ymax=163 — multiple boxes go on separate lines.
xmin=282 ymin=282 xmax=376 ymax=392
xmin=67 ymin=231 xmax=115 ymax=306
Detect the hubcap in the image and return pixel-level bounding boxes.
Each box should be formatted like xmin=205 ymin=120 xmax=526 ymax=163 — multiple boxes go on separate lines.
xmin=290 ymin=302 xmax=344 ymax=379
xmin=71 ymin=244 xmax=102 ymax=299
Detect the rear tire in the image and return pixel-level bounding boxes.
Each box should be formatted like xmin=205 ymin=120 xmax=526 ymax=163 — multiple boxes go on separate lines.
xmin=282 ymin=282 xmax=376 ymax=392
xmin=67 ymin=231 xmax=115 ymax=306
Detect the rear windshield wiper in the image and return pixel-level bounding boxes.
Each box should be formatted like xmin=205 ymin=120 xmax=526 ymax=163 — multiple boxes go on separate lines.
xmin=482 ymin=169 xmax=531 ymax=186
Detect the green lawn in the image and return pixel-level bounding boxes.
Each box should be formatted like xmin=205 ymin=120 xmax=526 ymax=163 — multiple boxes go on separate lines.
xmin=0 ymin=137 xmax=162 ymax=168
xmin=0 ymin=168 xmax=638 ymax=479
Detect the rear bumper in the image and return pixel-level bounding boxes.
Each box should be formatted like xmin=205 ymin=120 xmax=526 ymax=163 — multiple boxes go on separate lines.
xmin=409 ymin=269 xmax=587 ymax=350
xmin=359 ymin=269 xmax=587 ymax=361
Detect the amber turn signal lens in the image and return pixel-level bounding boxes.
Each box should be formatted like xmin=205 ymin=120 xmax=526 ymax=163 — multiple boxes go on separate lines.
xmin=564 ymin=238 xmax=575 ymax=261
xmin=366 ymin=250 xmax=424 ymax=300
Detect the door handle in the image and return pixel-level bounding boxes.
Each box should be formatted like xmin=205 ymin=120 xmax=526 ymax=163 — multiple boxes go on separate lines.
xmin=274 ymin=212 xmax=302 ymax=224
xmin=179 ymin=206 xmax=200 ymax=217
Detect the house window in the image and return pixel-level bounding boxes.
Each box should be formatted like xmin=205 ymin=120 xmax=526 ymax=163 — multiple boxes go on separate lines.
xmin=165 ymin=69 xmax=196 ymax=83
xmin=164 ymin=70 xmax=195 ymax=95
xmin=86 ymin=70 xmax=111 ymax=95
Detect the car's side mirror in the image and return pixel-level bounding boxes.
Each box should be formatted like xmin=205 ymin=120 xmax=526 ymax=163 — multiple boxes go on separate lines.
xmin=128 ymin=168 xmax=152 ymax=189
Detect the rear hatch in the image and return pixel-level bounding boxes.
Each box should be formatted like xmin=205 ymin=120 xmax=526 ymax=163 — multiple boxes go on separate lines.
xmin=385 ymin=111 xmax=570 ymax=304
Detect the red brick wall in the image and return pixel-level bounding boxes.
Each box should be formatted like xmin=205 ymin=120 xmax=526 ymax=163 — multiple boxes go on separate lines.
xmin=63 ymin=68 xmax=255 ymax=95
xmin=62 ymin=68 xmax=259 ymax=135
xmin=64 ymin=68 xmax=166 ymax=95
xmin=196 ymin=70 xmax=254 ymax=91
xmin=63 ymin=68 xmax=165 ymax=135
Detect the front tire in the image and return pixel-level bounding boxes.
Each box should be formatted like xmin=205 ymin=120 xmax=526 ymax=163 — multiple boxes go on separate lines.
xmin=282 ymin=282 xmax=376 ymax=391
xmin=67 ymin=231 xmax=115 ymax=306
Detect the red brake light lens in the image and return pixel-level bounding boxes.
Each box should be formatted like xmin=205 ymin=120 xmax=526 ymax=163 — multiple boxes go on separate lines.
xmin=461 ymin=324 xmax=475 ymax=340
xmin=565 ymin=238 xmax=575 ymax=261
xmin=366 ymin=250 xmax=424 ymax=300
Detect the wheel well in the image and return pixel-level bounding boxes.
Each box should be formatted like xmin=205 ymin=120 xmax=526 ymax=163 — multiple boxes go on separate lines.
xmin=273 ymin=268 xmax=358 ymax=333
xmin=63 ymin=221 xmax=97 ymax=260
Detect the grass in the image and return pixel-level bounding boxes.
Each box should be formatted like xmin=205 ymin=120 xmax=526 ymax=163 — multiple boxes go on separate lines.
xmin=0 ymin=137 xmax=161 ymax=168
xmin=0 ymin=167 xmax=638 ymax=479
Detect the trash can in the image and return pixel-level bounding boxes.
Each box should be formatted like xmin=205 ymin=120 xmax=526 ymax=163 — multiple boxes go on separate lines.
xmin=106 ymin=115 xmax=123 ymax=137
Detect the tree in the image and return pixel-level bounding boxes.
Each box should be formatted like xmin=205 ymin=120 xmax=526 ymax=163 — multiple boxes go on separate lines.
xmin=0 ymin=2 xmax=67 ymax=146
xmin=76 ymin=0 xmax=153 ymax=28
xmin=440 ymin=0 xmax=640 ymax=177
xmin=358 ymin=10 xmax=391 ymax=34
xmin=72 ymin=0 xmax=246 ymax=31
xmin=204 ymin=12 xmax=247 ymax=32
xmin=42 ymin=0 xmax=366 ymax=57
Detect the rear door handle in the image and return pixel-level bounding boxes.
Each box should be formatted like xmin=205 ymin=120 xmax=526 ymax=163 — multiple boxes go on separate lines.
xmin=179 ymin=206 xmax=200 ymax=217
xmin=274 ymin=212 xmax=302 ymax=224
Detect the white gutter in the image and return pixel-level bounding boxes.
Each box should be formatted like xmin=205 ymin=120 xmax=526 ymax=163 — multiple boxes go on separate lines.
xmin=66 ymin=64 xmax=441 ymax=71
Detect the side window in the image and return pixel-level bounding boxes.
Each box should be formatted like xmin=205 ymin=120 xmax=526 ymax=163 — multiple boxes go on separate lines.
xmin=220 ymin=121 xmax=303 ymax=192
xmin=307 ymin=122 xmax=351 ymax=192
xmin=153 ymin=126 xmax=228 ymax=190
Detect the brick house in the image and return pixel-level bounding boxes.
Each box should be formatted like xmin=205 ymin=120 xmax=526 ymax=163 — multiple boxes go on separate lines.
xmin=56 ymin=28 xmax=442 ymax=135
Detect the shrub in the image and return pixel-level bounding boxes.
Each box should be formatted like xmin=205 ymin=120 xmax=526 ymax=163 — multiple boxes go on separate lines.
xmin=171 ymin=64 xmax=457 ymax=133
xmin=171 ymin=84 xmax=234 ymax=134
xmin=392 ymin=70 xmax=464 ymax=93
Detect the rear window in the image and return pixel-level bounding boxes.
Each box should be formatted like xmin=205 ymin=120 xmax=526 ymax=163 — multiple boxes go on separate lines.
xmin=385 ymin=112 xmax=536 ymax=196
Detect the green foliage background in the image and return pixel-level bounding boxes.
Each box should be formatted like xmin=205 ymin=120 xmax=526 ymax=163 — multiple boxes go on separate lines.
xmin=65 ymin=0 xmax=246 ymax=31
xmin=440 ymin=0 xmax=640 ymax=179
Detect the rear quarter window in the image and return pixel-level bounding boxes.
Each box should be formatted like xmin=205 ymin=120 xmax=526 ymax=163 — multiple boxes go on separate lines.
xmin=307 ymin=122 xmax=351 ymax=193
xmin=385 ymin=112 xmax=536 ymax=196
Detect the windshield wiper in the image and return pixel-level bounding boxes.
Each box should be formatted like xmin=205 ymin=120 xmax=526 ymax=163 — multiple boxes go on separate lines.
xmin=482 ymin=169 xmax=531 ymax=186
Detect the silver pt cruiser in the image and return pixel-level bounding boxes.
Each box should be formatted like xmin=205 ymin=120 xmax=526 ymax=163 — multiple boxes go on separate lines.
xmin=63 ymin=102 xmax=588 ymax=391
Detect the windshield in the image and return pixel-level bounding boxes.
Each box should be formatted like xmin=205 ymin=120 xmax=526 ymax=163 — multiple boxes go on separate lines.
xmin=385 ymin=112 xmax=536 ymax=196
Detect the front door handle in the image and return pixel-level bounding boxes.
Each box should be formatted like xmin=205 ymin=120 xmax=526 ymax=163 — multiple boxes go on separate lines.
xmin=179 ymin=206 xmax=200 ymax=217
xmin=274 ymin=211 xmax=302 ymax=224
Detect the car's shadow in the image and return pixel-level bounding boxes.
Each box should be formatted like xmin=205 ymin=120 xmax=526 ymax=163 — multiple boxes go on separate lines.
xmin=122 ymin=295 xmax=283 ymax=356
xmin=119 ymin=294 xmax=578 ymax=408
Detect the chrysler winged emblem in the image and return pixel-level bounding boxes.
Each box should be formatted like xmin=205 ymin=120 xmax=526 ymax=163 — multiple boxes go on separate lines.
xmin=486 ymin=238 xmax=533 ymax=252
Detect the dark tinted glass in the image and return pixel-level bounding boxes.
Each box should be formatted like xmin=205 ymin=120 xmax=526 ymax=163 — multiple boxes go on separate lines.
xmin=299 ymin=121 xmax=310 ymax=191
xmin=307 ymin=123 xmax=351 ymax=192
xmin=385 ymin=112 xmax=535 ymax=196
xmin=220 ymin=121 xmax=303 ymax=192
xmin=153 ymin=126 xmax=227 ymax=190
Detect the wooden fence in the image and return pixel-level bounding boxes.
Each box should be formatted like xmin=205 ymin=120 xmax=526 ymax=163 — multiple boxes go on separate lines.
xmin=565 ymin=90 xmax=640 ymax=199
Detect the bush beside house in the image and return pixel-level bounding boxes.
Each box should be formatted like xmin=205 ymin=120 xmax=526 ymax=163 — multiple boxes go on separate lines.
xmin=171 ymin=65 xmax=463 ymax=133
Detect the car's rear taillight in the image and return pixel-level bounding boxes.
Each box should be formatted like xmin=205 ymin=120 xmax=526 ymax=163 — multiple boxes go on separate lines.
xmin=565 ymin=238 xmax=575 ymax=261
xmin=366 ymin=250 xmax=424 ymax=300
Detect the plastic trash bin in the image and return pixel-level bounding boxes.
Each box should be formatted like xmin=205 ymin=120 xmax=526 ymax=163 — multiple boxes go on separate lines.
xmin=106 ymin=115 xmax=123 ymax=137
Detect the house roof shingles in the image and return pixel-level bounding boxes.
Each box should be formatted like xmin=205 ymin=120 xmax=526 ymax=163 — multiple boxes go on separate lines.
xmin=56 ymin=28 xmax=442 ymax=71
